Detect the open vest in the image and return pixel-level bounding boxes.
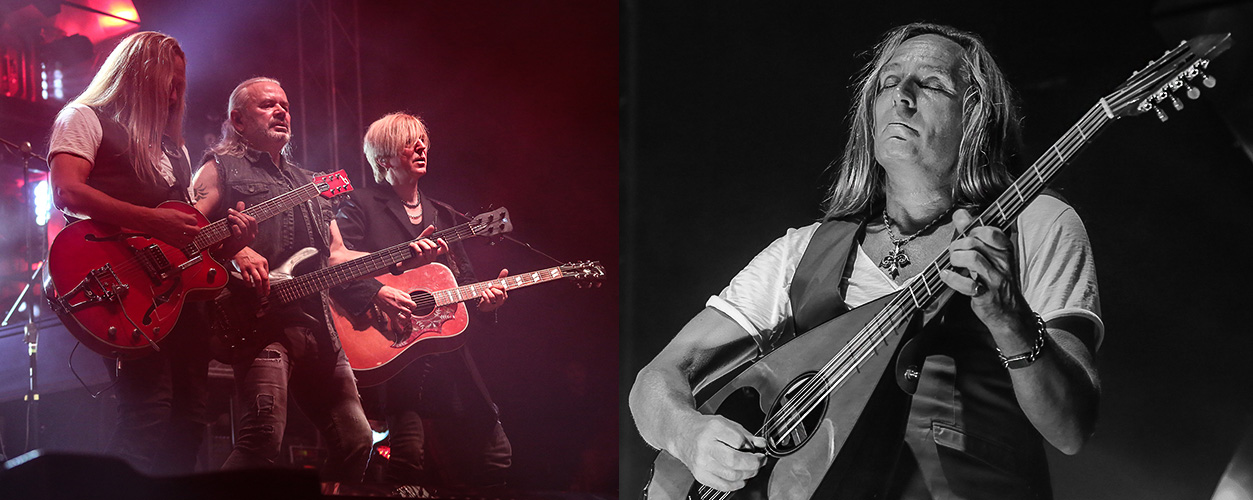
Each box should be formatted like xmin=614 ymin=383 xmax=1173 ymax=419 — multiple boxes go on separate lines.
xmin=83 ymin=106 xmax=190 ymax=210
xmin=210 ymin=149 xmax=340 ymax=354
xmin=790 ymin=215 xmax=1052 ymax=500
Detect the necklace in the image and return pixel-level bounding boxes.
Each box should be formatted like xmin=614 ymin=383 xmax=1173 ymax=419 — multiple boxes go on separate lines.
xmin=879 ymin=207 xmax=952 ymax=279
xmin=402 ymin=198 xmax=421 ymax=209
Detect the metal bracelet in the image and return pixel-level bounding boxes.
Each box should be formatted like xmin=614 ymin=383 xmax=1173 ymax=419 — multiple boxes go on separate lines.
xmin=998 ymin=313 xmax=1047 ymax=369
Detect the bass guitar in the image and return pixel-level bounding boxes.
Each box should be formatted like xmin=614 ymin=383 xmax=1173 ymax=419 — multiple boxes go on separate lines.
xmin=645 ymin=33 xmax=1232 ymax=500
xmin=45 ymin=170 xmax=353 ymax=360
xmin=336 ymin=260 xmax=605 ymax=387
xmin=206 ymin=208 xmax=512 ymax=364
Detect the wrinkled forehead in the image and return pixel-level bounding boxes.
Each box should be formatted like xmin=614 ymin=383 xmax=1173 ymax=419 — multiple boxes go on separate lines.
xmin=245 ymin=81 xmax=287 ymax=106
xmin=881 ymin=33 xmax=968 ymax=80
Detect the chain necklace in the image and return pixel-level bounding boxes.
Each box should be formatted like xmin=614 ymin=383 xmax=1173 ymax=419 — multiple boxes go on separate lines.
xmin=879 ymin=207 xmax=953 ymax=279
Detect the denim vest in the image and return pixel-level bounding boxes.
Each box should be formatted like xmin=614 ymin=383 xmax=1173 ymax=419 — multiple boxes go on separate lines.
xmin=792 ymin=216 xmax=1052 ymax=500
xmin=207 ymin=148 xmax=340 ymax=352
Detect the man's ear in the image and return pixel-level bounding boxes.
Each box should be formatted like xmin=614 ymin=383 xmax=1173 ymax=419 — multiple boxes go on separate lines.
xmin=230 ymin=110 xmax=245 ymax=134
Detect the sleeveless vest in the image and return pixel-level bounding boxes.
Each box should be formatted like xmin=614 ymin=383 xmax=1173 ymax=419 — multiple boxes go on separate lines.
xmin=85 ymin=107 xmax=190 ymax=209
xmin=210 ymin=148 xmax=339 ymax=353
xmin=791 ymin=216 xmax=1052 ymax=499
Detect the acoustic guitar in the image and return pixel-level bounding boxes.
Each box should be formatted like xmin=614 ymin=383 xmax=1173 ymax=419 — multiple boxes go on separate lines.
xmin=645 ymin=33 xmax=1232 ymax=500
xmin=336 ymin=260 xmax=605 ymax=387
xmin=206 ymin=208 xmax=512 ymax=364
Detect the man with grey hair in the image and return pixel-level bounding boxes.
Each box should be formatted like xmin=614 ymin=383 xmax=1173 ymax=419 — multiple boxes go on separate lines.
xmin=191 ymin=77 xmax=444 ymax=480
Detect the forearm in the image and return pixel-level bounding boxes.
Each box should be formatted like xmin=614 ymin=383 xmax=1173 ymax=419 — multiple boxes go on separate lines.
xmin=53 ymin=180 xmax=159 ymax=228
xmin=993 ymin=318 xmax=1100 ymax=454
xmin=630 ymin=362 xmax=705 ymax=456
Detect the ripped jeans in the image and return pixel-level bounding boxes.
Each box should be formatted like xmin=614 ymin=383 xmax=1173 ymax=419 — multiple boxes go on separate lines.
xmin=222 ymin=330 xmax=372 ymax=482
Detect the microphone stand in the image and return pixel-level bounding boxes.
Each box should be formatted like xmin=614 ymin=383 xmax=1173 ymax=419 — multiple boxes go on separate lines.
xmin=1 ymin=136 xmax=49 ymax=453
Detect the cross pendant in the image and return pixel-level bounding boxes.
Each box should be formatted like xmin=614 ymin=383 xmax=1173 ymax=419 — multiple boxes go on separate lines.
xmin=879 ymin=245 xmax=910 ymax=278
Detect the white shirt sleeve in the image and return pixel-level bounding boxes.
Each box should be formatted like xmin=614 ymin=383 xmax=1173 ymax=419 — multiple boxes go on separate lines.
xmin=47 ymin=102 xmax=177 ymax=187
xmin=48 ymin=103 xmax=102 ymax=164
xmin=706 ymin=223 xmax=820 ymax=351
xmin=1016 ymin=196 xmax=1104 ymax=348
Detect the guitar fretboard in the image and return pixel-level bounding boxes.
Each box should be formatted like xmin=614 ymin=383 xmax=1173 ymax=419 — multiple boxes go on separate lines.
xmin=187 ymin=181 xmax=325 ymax=254
xmin=271 ymin=222 xmax=484 ymax=305
xmin=422 ymin=266 xmax=567 ymax=307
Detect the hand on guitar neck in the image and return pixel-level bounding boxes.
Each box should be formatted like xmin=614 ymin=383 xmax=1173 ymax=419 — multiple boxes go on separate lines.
xmin=393 ymin=225 xmax=450 ymax=274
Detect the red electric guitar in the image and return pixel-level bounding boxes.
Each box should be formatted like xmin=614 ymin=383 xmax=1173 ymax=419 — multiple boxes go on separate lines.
xmin=45 ymin=170 xmax=353 ymax=360
xmin=335 ymin=260 xmax=604 ymax=386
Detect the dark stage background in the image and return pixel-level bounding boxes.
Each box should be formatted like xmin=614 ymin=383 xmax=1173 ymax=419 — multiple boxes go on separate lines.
xmin=0 ymin=0 xmax=617 ymax=494
xmin=621 ymin=1 xmax=1253 ymax=499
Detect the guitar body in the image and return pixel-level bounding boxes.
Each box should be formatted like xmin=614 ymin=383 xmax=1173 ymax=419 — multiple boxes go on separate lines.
xmin=336 ymin=263 xmax=469 ymax=387
xmin=646 ymin=292 xmax=916 ymax=500
xmin=46 ymin=201 xmax=228 ymax=359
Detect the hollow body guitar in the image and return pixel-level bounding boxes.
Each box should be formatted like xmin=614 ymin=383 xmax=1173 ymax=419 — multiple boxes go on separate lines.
xmin=336 ymin=260 xmax=604 ymax=387
xmin=45 ymin=170 xmax=353 ymax=360
xmin=644 ymin=34 xmax=1232 ymax=500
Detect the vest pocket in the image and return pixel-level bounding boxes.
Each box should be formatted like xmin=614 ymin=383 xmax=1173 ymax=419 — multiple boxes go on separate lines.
xmin=930 ymin=421 xmax=1028 ymax=477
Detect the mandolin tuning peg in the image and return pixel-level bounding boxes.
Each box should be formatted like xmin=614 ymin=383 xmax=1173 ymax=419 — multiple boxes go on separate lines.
xmin=1202 ymin=74 xmax=1217 ymax=88
xmin=1170 ymin=95 xmax=1184 ymax=111
xmin=1185 ymin=84 xmax=1201 ymax=100
xmin=1153 ymin=105 xmax=1169 ymax=122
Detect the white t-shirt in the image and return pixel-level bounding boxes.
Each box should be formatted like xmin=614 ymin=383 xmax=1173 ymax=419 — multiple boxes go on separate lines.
xmin=48 ymin=102 xmax=181 ymax=187
xmin=707 ymin=196 xmax=1103 ymax=352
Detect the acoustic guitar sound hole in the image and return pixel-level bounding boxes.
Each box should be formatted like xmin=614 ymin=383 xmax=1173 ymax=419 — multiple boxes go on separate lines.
xmin=410 ymin=291 xmax=435 ymax=316
xmin=765 ymin=372 xmax=826 ymax=456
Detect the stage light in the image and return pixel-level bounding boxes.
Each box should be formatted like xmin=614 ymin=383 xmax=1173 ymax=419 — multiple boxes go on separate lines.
xmin=34 ymin=179 xmax=51 ymax=226
xmin=97 ymin=2 xmax=137 ymax=29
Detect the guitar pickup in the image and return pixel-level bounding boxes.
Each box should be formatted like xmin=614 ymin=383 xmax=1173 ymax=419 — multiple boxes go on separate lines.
xmin=135 ymin=244 xmax=174 ymax=283
xmin=49 ymin=265 xmax=129 ymax=314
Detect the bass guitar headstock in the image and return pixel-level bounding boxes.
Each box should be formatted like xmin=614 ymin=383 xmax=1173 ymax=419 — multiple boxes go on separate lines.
xmin=561 ymin=261 xmax=605 ymax=288
xmin=1106 ymin=33 xmax=1232 ymax=121
xmin=468 ymin=207 xmax=513 ymax=238
xmin=312 ymin=170 xmax=354 ymax=199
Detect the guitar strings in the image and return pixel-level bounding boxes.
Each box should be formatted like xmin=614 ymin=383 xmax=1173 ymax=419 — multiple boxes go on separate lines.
xmin=744 ymin=106 xmax=1108 ymax=472
xmin=688 ymin=49 xmax=1195 ymax=499
xmin=270 ymin=221 xmax=484 ymax=304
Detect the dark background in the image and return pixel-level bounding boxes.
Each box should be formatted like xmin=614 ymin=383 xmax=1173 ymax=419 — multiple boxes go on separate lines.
xmin=621 ymin=1 xmax=1253 ymax=498
xmin=0 ymin=0 xmax=617 ymax=494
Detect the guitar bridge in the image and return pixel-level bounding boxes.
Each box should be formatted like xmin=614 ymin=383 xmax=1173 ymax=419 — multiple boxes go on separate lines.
xmin=49 ymin=265 xmax=129 ymax=314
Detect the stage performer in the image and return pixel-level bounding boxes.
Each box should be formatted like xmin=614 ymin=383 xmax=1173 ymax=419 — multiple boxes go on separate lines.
xmin=48 ymin=31 xmax=257 ymax=474
xmin=190 ymin=78 xmax=443 ymax=481
xmin=330 ymin=112 xmax=512 ymax=488
xmin=630 ymin=23 xmax=1102 ymax=499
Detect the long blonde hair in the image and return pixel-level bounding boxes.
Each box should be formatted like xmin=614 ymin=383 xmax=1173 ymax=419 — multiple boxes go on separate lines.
xmin=73 ymin=31 xmax=186 ymax=183
xmin=823 ymin=23 xmax=1021 ymax=219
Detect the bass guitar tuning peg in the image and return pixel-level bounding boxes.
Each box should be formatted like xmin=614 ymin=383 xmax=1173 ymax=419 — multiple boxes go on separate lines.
xmin=1185 ymin=84 xmax=1201 ymax=100
xmin=1153 ymin=105 xmax=1169 ymax=122
xmin=1202 ymin=73 xmax=1217 ymax=88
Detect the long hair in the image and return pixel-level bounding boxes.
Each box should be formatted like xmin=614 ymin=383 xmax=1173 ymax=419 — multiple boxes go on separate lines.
xmin=72 ymin=31 xmax=185 ymax=183
xmin=208 ymin=77 xmax=292 ymax=159
xmin=363 ymin=112 xmax=429 ymax=184
xmin=823 ymin=23 xmax=1022 ymax=219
